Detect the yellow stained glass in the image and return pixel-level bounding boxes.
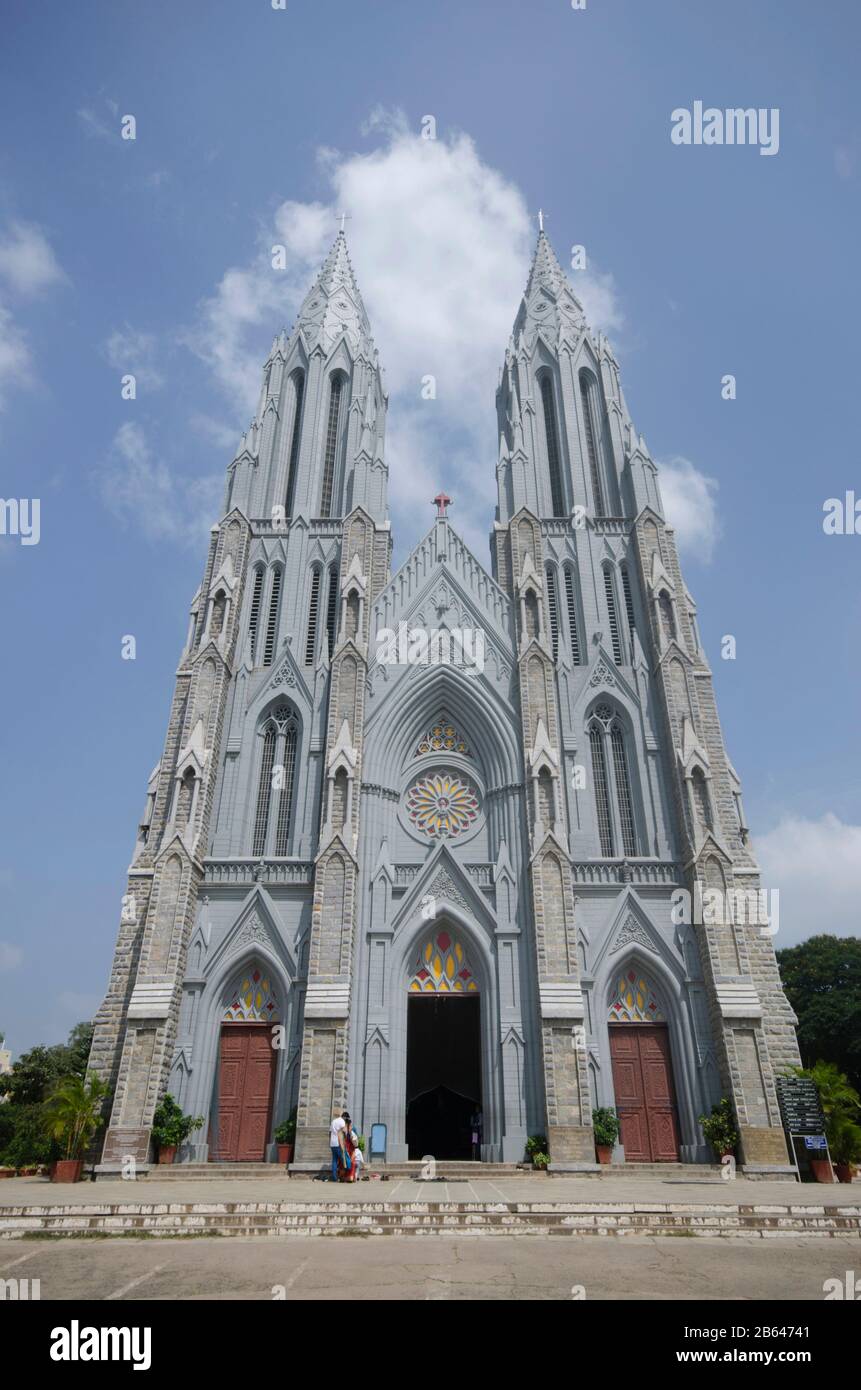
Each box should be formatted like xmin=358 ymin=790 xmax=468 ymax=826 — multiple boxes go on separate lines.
xmin=407 ymin=931 xmax=480 ymax=996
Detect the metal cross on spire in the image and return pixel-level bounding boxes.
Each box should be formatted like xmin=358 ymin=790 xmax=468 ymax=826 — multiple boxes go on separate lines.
xmin=433 ymin=492 xmax=451 ymax=518
xmin=338 ymin=211 xmax=352 ymax=233
xmin=537 ymin=208 xmax=546 ymax=233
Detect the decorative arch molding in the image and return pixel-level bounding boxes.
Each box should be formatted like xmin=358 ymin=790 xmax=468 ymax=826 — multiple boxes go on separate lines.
xmin=591 ymin=889 xmax=684 ymax=986
xmin=363 ymin=661 xmax=522 ymax=792
xmin=387 ymin=842 xmax=500 ymax=950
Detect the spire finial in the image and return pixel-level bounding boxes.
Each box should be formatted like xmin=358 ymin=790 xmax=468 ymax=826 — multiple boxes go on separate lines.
xmin=537 ymin=207 xmax=546 ymax=234
xmin=338 ymin=211 xmax=351 ymax=234
xmin=433 ymin=491 xmax=451 ymax=518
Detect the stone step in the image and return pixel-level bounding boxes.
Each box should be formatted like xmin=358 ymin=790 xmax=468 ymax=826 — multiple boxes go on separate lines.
xmin=3 ymin=1201 xmax=859 ymax=1239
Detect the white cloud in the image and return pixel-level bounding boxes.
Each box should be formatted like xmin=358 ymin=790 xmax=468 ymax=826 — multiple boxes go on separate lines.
xmin=756 ymin=813 xmax=861 ymax=948
xmin=187 ymin=111 xmax=624 ymax=559
xmin=0 ymin=942 xmax=23 ymax=972
xmin=77 ymin=104 xmax=118 ymax=142
xmin=0 ymin=221 xmax=65 ymax=410
xmin=104 ymin=325 xmax=164 ymax=390
xmin=0 ymin=301 xmax=32 ymax=406
xmin=0 ymin=221 xmax=65 ymax=297
xmin=658 ymin=455 xmax=720 ymax=561
xmin=95 ymin=421 xmax=222 ymax=544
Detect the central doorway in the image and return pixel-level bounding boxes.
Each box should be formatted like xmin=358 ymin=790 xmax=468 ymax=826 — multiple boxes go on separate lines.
xmin=406 ymin=995 xmax=481 ymax=1160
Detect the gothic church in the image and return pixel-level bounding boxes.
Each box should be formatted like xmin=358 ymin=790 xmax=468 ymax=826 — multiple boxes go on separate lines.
xmin=90 ymin=228 xmax=799 ymax=1170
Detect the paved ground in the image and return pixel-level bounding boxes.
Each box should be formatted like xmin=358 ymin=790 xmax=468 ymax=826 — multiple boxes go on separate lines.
xmin=2 ymin=1174 xmax=856 ymax=1206
xmin=1 ymin=1233 xmax=855 ymax=1300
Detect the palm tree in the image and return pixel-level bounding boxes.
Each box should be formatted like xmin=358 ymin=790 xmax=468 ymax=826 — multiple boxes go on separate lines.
xmin=43 ymin=1072 xmax=109 ymax=1160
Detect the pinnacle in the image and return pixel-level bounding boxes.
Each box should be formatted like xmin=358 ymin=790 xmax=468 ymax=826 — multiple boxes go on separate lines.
xmin=524 ymin=227 xmax=582 ymax=308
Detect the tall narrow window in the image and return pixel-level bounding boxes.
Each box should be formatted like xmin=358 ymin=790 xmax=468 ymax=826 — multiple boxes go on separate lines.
xmin=305 ymin=568 xmax=321 ymax=664
xmin=658 ymin=590 xmax=676 ymax=643
xmin=590 ymin=727 xmax=614 ymax=856
xmin=604 ymin=566 xmax=623 ymax=665
xmin=545 ymin=566 xmax=559 ymax=660
xmin=274 ymin=723 xmax=298 ymax=855
xmin=579 ymin=372 xmax=606 ymax=518
xmin=284 ymin=371 xmax=305 ymax=517
xmin=540 ymin=376 xmax=565 ymax=518
xmin=247 ymin=567 xmax=264 ymax=662
xmin=564 ymin=565 xmax=582 ymax=665
xmin=325 ymin=564 xmax=338 ymax=658
xmin=262 ymin=568 xmax=282 ymax=667
xmin=319 ymin=375 xmax=343 ymax=518
xmin=692 ymin=768 xmax=712 ymax=835
xmin=253 ymin=727 xmax=277 ymax=856
xmin=611 ymin=726 xmax=637 ymax=855
xmin=621 ymin=565 xmax=636 ymax=635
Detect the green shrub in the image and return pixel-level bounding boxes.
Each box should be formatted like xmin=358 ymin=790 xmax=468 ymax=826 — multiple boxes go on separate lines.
xmin=592 ymin=1107 xmax=620 ymax=1147
xmin=151 ymin=1094 xmax=205 ymax=1150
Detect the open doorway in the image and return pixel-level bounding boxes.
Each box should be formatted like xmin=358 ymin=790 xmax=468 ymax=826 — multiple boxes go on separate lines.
xmin=406 ymin=995 xmax=481 ymax=1160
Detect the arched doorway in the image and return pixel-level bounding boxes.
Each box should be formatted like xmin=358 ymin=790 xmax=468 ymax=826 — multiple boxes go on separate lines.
xmin=607 ymin=967 xmax=680 ymax=1162
xmin=214 ymin=963 xmax=279 ymax=1162
xmin=405 ymin=928 xmax=482 ymax=1161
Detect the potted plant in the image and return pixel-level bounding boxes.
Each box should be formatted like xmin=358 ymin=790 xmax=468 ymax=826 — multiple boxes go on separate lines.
xmin=274 ymin=1108 xmax=297 ymax=1165
xmin=592 ymin=1107 xmax=620 ymax=1164
xmin=43 ymin=1072 xmax=108 ymax=1183
xmin=525 ymin=1134 xmax=548 ymax=1168
xmin=828 ymin=1114 xmax=861 ymax=1183
xmin=151 ymin=1093 xmax=205 ymax=1165
xmin=699 ymin=1097 xmax=739 ymax=1161
xmin=531 ymin=1151 xmax=550 ymax=1171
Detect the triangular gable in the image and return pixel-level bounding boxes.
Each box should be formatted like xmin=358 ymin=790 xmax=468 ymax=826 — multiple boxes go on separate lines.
xmin=389 ymin=842 xmax=498 ymax=944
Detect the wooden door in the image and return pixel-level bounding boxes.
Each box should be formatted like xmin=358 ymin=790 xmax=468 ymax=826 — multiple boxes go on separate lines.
xmin=217 ymin=1025 xmax=275 ymax=1161
xmin=609 ymin=1024 xmax=680 ymax=1162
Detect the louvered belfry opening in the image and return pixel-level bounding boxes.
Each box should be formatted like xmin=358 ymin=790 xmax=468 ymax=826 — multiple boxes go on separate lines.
xmin=319 ymin=374 xmax=343 ymax=518
xmin=540 ymin=374 xmax=566 ymax=518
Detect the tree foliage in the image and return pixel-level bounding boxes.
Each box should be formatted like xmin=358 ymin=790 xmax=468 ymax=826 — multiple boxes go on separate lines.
xmin=776 ymin=936 xmax=861 ymax=1091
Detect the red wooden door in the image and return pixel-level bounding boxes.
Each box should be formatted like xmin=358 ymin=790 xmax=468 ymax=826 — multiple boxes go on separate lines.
xmin=217 ymin=1026 xmax=275 ymax=1161
xmin=609 ymin=1025 xmax=680 ymax=1162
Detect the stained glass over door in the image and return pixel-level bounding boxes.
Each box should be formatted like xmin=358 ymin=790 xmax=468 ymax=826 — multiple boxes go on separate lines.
xmin=223 ymin=964 xmax=280 ymax=1022
xmin=408 ymin=930 xmax=479 ymax=994
xmin=608 ymin=969 xmax=665 ymax=1023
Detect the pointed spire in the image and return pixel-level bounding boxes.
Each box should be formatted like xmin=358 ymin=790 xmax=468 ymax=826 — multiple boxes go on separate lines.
xmin=513 ymin=227 xmax=586 ymax=346
xmin=293 ymin=229 xmax=373 ymax=355
xmin=525 ymin=227 xmax=578 ymax=303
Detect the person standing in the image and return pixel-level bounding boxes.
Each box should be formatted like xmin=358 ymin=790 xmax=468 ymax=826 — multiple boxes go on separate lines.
xmin=330 ymin=1110 xmax=346 ymax=1182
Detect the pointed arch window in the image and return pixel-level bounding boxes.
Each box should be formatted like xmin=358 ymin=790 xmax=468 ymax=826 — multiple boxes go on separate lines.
xmin=563 ymin=564 xmax=582 ymax=665
xmin=284 ymin=370 xmax=305 ymax=517
xmin=588 ymin=703 xmax=640 ymax=858
xmin=305 ymin=568 xmax=321 ymax=664
xmin=621 ymin=564 xmax=636 ymax=635
xmin=590 ymin=726 xmax=614 ymax=856
xmin=223 ymin=963 xmax=281 ymax=1023
xmin=253 ymin=704 xmax=300 ymax=857
xmin=319 ymin=374 xmax=344 ymax=518
xmin=210 ymin=590 xmax=227 ymax=641
xmin=262 ymin=568 xmax=282 ymax=667
xmin=545 ymin=565 xmax=560 ymax=660
xmin=540 ymin=375 xmax=566 ymax=518
xmin=247 ymin=566 xmax=265 ymax=663
xmin=325 ymin=563 xmax=339 ymax=658
xmin=579 ymin=370 xmax=606 ymax=518
xmin=603 ymin=565 xmax=623 ymax=665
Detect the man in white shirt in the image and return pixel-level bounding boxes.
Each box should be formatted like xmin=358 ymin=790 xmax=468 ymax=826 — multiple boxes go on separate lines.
xmin=330 ymin=1111 xmax=346 ymax=1182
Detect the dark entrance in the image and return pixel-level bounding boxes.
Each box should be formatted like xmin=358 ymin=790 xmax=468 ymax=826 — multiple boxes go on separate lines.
xmin=406 ymin=996 xmax=481 ymax=1160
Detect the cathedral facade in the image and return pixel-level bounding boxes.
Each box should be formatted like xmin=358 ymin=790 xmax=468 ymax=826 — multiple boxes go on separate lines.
xmin=89 ymin=229 xmax=799 ymax=1171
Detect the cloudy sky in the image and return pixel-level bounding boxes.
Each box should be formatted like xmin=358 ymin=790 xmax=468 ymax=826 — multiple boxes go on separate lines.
xmin=1 ymin=0 xmax=859 ymax=1053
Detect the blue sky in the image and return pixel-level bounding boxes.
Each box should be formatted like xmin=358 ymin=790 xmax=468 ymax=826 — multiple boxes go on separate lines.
xmin=1 ymin=0 xmax=859 ymax=1055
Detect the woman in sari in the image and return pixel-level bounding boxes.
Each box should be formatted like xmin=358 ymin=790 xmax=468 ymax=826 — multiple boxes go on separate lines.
xmin=337 ymin=1111 xmax=355 ymax=1182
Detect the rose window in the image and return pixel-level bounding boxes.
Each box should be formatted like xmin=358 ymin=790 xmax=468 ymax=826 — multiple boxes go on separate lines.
xmin=405 ymin=772 xmax=479 ymax=839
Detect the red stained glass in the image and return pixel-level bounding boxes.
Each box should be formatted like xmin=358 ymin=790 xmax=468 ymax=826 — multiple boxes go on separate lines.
xmin=437 ymin=931 xmax=451 ymax=951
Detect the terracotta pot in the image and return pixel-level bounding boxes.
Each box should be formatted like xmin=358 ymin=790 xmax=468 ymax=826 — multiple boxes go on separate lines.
xmin=810 ymin=1157 xmax=834 ymax=1183
xmin=596 ymin=1145 xmax=613 ymax=1165
xmin=0 ymin=1168 xmax=15 ymax=1180
xmin=277 ymin=1143 xmax=294 ymax=1165
xmin=157 ymin=1145 xmax=177 ymax=1165
xmin=51 ymin=1159 xmax=84 ymax=1184
xmin=835 ymin=1162 xmax=854 ymax=1184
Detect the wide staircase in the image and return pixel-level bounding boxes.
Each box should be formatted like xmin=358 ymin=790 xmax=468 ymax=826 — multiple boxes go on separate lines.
xmin=128 ymin=1159 xmax=725 ymax=1181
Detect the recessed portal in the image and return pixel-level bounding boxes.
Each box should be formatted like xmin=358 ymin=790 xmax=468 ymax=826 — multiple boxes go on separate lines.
xmin=406 ymin=996 xmax=481 ymax=1160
